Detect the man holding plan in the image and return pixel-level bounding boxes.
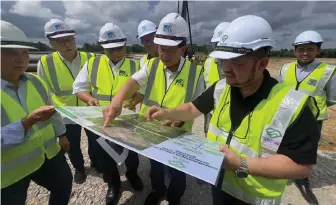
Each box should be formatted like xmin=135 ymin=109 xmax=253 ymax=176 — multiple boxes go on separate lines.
xmin=141 ymin=15 xmax=320 ymax=205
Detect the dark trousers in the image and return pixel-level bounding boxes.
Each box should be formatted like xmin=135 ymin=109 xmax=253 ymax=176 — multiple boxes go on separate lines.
xmin=94 ymin=136 xmax=139 ymax=188
xmin=150 ymin=159 xmax=187 ymax=202
xmin=65 ymin=124 xmax=99 ymax=172
xmin=212 ymin=186 xmax=250 ymax=205
xmin=1 ymin=151 xmax=73 ymax=205
xmin=296 ymin=120 xmax=323 ymax=185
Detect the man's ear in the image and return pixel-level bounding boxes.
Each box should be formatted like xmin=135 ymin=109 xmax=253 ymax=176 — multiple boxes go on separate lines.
xmin=259 ymin=57 xmax=269 ymax=71
xmin=316 ymin=48 xmax=321 ymax=55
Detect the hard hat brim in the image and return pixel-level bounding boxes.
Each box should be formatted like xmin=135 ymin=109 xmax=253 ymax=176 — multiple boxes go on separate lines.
xmin=209 ymin=50 xmax=244 ymax=60
xmin=48 ymin=33 xmax=75 ymax=39
xmin=210 ymin=37 xmax=220 ymax=43
xmin=101 ymin=41 xmax=126 ymax=49
xmin=137 ymin=30 xmax=156 ymax=39
xmin=154 ymin=37 xmax=181 ymax=46
xmin=0 ymin=44 xmax=37 ymax=49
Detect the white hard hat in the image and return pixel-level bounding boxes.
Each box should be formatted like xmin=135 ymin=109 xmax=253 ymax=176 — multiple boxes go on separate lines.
xmin=293 ymin=30 xmax=323 ymax=46
xmin=154 ymin=13 xmax=188 ymax=46
xmin=210 ymin=15 xmax=275 ymax=60
xmin=98 ymin=23 xmax=127 ymax=49
xmin=44 ymin=19 xmax=75 ymax=39
xmin=211 ymin=22 xmax=230 ymax=43
xmin=0 ymin=20 xmax=36 ymax=49
xmin=137 ymin=20 xmax=157 ymax=38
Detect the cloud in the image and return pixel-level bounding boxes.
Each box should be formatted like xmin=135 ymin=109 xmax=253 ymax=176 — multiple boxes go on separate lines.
xmin=3 ymin=1 xmax=336 ymax=49
xmin=9 ymin=0 xmax=61 ymax=19
xmin=64 ymin=18 xmax=91 ymax=30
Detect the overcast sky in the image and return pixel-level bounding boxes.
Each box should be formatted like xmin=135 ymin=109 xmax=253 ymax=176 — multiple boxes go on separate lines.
xmin=1 ymin=1 xmax=336 ymax=49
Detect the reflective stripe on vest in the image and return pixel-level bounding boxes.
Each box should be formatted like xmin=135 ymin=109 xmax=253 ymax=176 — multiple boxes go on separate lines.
xmin=89 ymin=56 xmax=137 ymax=103
xmin=1 ymin=73 xmax=60 ymax=188
xmin=143 ymin=58 xmax=197 ymax=107
xmin=1 ymin=137 xmax=57 ymax=173
xmin=209 ymin=87 xmax=306 ymax=158
xmin=208 ymin=80 xmax=308 ymax=205
xmin=140 ymin=54 xmax=148 ymax=68
xmin=44 ymin=52 xmax=93 ymax=96
xmin=140 ymin=58 xmax=202 ymax=131
xmin=204 ymin=57 xmax=220 ymax=89
xmin=282 ymin=62 xmax=335 ymax=120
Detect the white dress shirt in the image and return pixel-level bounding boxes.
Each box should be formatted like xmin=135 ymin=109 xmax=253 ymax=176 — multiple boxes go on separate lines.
xmin=132 ymin=57 xmax=205 ymax=101
xmin=37 ymin=51 xmax=83 ymax=124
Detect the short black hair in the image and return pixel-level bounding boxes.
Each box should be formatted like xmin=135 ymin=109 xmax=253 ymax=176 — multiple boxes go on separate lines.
xmin=178 ymin=40 xmax=187 ymax=48
xmin=251 ymin=46 xmax=271 ymax=59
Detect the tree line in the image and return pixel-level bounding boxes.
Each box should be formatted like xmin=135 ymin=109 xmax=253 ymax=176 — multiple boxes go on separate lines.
xmin=30 ymin=41 xmax=336 ymax=58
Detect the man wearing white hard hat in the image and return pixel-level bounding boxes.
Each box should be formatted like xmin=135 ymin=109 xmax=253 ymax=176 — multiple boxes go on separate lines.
xmin=278 ymin=30 xmax=336 ymax=204
xmin=102 ymin=13 xmax=205 ymax=205
xmin=137 ymin=20 xmax=159 ymax=68
xmin=37 ymin=19 xmax=99 ymax=184
xmin=202 ymin=21 xmax=229 ymax=141
xmin=143 ymin=15 xmax=321 ymax=205
xmin=1 ymin=20 xmax=72 ymax=205
xmin=73 ymin=22 xmax=143 ymax=205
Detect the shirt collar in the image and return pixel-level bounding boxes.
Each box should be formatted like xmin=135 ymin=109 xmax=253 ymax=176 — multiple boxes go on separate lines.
xmin=296 ymin=60 xmax=320 ymax=70
xmin=109 ymin=57 xmax=125 ymax=69
xmin=1 ymin=73 xmax=29 ymax=89
xmin=57 ymin=51 xmax=80 ymax=63
xmin=164 ymin=56 xmax=185 ymax=73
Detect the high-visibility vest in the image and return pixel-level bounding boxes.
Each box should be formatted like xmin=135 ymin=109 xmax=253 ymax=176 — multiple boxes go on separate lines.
xmin=204 ymin=57 xmax=220 ymax=89
xmin=40 ymin=51 xmax=95 ymax=106
xmin=139 ymin=58 xmax=203 ymax=131
xmin=281 ymin=62 xmax=336 ymax=120
xmin=87 ymin=55 xmax=139 ymax=106
xmin=207 ymin=79 xmax=310 ymax=205
xmin=140 ymin=54 xmax=149 ymax=68
xmin=1 ymin=73 xmax=60 ymax=189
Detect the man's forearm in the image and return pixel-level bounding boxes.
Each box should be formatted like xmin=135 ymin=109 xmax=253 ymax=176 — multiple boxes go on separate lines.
xmin=163 ymin=102 xmax=203 ymax=121
xmin=76 ymin=91 xmax=94 ymax=103
xmin=247 ymin=154 xmax=312 ymax=179
xmin=113 ymin=79 xmax=140 ymax=106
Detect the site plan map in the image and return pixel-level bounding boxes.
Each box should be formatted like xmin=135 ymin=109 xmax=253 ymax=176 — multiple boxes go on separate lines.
xmin=55 ymin=106 xmax=225 ymax=185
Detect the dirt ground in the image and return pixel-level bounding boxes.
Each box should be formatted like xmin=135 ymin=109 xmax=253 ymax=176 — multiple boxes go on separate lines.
xmin=266 ymin=58 xmax=336 ymax=151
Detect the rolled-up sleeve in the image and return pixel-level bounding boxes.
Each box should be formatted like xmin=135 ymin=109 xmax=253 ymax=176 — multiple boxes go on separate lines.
xmin=1 ymin=120 xmax=28 ymax=150
xmin=326 ymin=70 xmax=336 ymax=106
xmin=132 ymin=62 xmax=149 ymax=95
xmin=73 ymin=62 xmax=91 ymax=94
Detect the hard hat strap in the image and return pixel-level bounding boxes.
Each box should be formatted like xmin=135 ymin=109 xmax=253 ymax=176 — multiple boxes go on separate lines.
xmin=215 ymin=46 xmax=254 ymax=54
xmin=46 ymin=30 xmax=76 ymax=38
xmin=98 ymin=38 xmax=127 ymax=45
xmin=154 ymin=34 xmax=186 ymax=41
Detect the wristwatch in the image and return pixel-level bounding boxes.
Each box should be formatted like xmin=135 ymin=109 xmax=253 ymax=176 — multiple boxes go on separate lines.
xmin=235 ymin=157 xmax=249 ymax=178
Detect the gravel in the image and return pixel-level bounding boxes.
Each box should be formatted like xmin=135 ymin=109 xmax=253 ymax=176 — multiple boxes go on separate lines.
xmin=26 ymin=116 xmax=336 ymax=205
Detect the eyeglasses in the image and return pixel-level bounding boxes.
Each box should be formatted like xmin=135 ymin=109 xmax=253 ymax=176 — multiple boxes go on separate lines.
xmin=52 ymin=37 xmax=75 ymax=46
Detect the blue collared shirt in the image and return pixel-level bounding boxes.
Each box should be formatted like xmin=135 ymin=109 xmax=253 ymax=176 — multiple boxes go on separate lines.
xmin=1 ymin=74 xmax=66 ymax=150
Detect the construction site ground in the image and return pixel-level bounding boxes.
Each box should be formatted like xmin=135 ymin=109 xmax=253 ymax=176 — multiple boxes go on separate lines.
xmin=27 ymin=57 xmax=336 ymax=205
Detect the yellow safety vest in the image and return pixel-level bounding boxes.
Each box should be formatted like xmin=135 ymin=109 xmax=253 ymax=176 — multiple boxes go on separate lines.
xmin=281 ymin=62 xmax=335 ymax=121
xmin=208 ymin=79 xmax=310 ymax=205
xmin=140 ymin=54 xmax=149 ymax=68
xmin=87 ymin=55 xmax=139 ymax=106
xmin=139 ymin=58 xmax=203 ymax=131
xmin=40 ymin=51 xmax=95 ymax=106
xmin=1 ymin=74 xmax=60 ymax=189
xmin=204 ymin=57 xmax=220 ymax=89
